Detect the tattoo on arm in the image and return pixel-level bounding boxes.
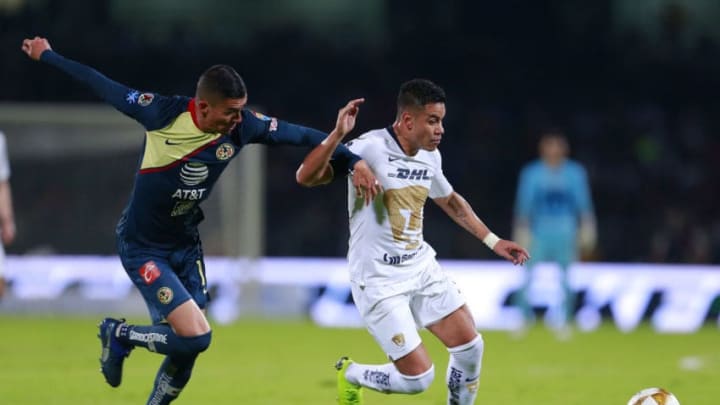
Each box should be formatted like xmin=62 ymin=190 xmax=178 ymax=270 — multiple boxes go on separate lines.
xmin=447 ymin=193 xmax=485 ymax=239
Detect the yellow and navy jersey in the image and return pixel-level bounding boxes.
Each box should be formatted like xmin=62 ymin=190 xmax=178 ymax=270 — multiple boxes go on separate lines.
xmin=41 ymin=50 xmax=360 ymax=248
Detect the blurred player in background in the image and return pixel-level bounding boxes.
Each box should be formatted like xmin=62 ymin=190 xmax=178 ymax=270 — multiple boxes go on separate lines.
xmin=512 ymin=130 xmax=596 ymax=336
xmin=0 ymin=130 xmax=15 ymax=299
xmin=296 ymin=79 xmax=529 ymax=405
xmin=21 ymin=36 xmax=378 ymax=404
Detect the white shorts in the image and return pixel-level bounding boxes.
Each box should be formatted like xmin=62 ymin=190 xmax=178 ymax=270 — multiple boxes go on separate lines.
xmin=350 ymin=256 xmax=466 ymax=361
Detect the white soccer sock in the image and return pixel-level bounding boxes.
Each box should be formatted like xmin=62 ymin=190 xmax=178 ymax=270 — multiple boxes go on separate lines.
xmin=446 ymin=335 xmax=484 ymax=405
xmin=345 ymin=362 xmax=434 ymax=394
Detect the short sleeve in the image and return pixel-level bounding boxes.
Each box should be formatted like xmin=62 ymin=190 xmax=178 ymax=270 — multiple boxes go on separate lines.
xmin=345 ymin=134 xmax=381 ymax=169
xmin=429 ymin=151 xmax=453 ymax=198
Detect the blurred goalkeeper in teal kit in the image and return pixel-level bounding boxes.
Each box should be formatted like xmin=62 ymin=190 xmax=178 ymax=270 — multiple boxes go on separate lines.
xmin=512 ymin=130 xmax=596 ymax=333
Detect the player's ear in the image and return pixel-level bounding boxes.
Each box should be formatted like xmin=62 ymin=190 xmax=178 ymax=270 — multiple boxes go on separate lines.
xmin=401 ymin=111 xmax=414 ymax=130
xmin=196 ymin=99 xmax=210 ymax=116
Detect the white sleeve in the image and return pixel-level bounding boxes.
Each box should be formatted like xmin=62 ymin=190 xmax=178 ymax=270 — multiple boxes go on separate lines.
xmin=346 ymin=134 xmax=380 ymax=168
xmin=0 ymin=132 xmax=10 ymax=181
xmin=429 ymin=151 xmax=452 ymax=198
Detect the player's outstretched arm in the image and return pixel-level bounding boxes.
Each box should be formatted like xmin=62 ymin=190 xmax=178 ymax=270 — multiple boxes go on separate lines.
xmin=434 ymin=191 xmax=529 ymax=265
xmin=296 ymin=98 xmax=363 ymax=186
xmin=21 ymin=36 xmax=159 ymax=127
xmin=296 ymin=98 xmax=380 ymax=204
xmin=21 ymin=36 xmax=127 ymax=103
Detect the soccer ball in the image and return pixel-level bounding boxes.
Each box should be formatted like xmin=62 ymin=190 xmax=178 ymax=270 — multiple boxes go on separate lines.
xmin=627 ymin=387 xmax=680 ymax=405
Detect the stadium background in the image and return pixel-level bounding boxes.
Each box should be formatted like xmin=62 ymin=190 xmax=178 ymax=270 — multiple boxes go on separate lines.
xmin=1 ymin=1 xmax=719 ymax=404
xmin=1 ymin=0 xmax=719 ymax=262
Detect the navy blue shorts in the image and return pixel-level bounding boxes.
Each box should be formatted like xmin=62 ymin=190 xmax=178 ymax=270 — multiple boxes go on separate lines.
xmin=117 ymin=238 xmax=209 ymax=324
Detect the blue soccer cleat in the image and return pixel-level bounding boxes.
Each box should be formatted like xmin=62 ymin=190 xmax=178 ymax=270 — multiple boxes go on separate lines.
xmin=98 ymin=317 xmax=133 ymax=387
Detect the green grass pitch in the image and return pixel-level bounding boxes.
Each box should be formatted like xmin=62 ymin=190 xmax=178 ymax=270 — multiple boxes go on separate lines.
xmin=0 ymin=316 xmax=717 ymax=404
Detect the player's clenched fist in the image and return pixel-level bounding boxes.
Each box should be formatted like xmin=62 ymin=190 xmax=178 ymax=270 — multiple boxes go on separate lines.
xmin=21 ymin=36 xmax=52 ymax=61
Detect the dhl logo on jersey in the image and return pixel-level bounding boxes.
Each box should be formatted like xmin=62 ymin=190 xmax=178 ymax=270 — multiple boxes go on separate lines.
xmin=388 ymin=168 xmax=432 ymax=180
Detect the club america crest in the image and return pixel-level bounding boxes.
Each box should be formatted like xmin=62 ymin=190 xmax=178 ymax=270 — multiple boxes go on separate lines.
xmin=216 ymin=143 xmax=235 ymax=160
xmin=157 ymin=287 xmax=174 ymax=304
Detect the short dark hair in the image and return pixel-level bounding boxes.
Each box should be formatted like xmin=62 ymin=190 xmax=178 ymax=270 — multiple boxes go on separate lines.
xmin=539 ymin=127 xmax=567 ymax=142
xmin=197 ymin=64 xmax=246 ymax=101
xmin=397 ymin=79 xmax=446 ymax=111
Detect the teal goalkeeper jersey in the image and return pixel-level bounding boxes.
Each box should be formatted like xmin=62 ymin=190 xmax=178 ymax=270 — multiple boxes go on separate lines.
xmin=514 ymin=159 xmax=593 ymax=237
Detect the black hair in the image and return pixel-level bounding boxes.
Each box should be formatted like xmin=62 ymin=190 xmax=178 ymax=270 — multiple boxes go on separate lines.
xmin=197 ymin=64 xmax=246 ymax=100
xmin=539 ymin=127 xmax=567 ymax=141
xmin=397 ymin=78 xmax=446 ymax=111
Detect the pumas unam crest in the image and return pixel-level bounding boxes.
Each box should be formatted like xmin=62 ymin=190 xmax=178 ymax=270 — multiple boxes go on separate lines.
xmin=391 ymin=333 xmax=405 ymax=347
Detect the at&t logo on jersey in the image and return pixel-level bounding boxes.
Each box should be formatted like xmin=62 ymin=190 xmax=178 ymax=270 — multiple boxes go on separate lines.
xmin=389 ymin=168 xmax=431 ymax=180
xmin=172 ymin=162 xmax=208 ymax=216
xmin=170 ymin=188 xmax=206 ymax=216
xmin=170 ymin=161 xmax=208 ymax=216
xmin=171 ymin=188 xmax=207 ymax=200
xmin=179 ymin=162 xmax=209 ymax=186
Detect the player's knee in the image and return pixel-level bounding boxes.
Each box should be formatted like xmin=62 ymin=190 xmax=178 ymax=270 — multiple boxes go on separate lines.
xmin=449 ymin=334 xmax=484 ymax=367
xmin=400 ymin=365 xmax=435 ymax=394
xmin=179 ymin=331 xmax=212 ymax=355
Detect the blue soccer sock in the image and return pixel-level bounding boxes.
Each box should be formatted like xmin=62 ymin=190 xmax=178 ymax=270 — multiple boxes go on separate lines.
xmin=116 ymin=324 xmax=211 ymax=357
xmin=146 ymin=354 xmax=197 ymax=405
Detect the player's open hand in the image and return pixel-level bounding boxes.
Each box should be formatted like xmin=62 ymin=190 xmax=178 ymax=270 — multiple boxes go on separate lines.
xmin=493 ymin=239 xmax=530 ymax=265
xmin=352 ymin=160 xmax=382 ymax=206
xmin=336 ymin=98 xmax=364 ymax=138
xmin=21 ymin=36 xmax=52 ymax=61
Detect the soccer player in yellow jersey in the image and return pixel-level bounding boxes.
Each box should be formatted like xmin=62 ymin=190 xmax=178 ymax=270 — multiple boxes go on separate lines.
xmin=22 ymin=36 xmax=379 ymax=405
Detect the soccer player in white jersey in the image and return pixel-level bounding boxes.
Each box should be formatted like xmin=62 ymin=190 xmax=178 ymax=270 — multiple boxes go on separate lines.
xmin=296 ymin=79 xmax=530 ymax=405
xmin=0 ymin=131 xmax=15 ymax=299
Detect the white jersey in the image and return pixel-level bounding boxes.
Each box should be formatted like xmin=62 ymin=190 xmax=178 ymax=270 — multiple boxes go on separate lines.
xmin=345 ymin=127 xmax=453 ymax=286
